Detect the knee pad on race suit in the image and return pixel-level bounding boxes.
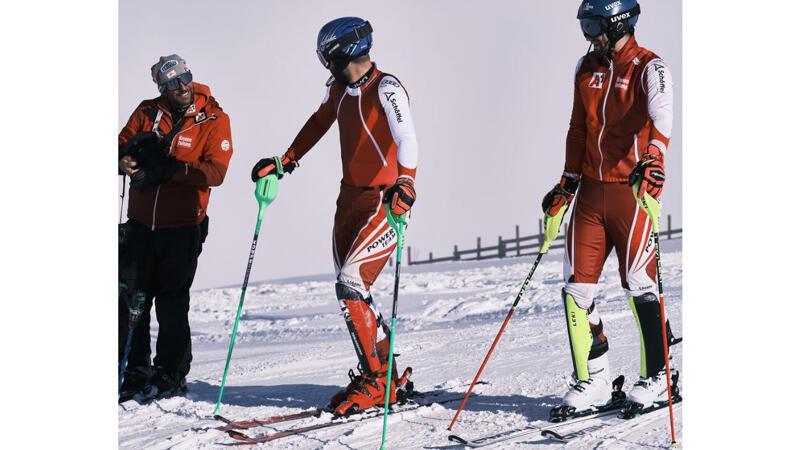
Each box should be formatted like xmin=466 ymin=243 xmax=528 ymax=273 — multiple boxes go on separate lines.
xmin=562 ymin=288 xmax=609 ymax=381
xmin=628 ymin=293 xmax=674 ymax=378
xmin=336 ymin=282 xmax=383 ymax=374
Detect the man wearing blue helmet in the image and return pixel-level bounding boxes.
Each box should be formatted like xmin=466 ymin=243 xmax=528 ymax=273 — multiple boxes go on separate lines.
xmin=251 ymin=17 xmax=419 ymax=416
xmin=541 ymin=0 xmax=677 ymax=418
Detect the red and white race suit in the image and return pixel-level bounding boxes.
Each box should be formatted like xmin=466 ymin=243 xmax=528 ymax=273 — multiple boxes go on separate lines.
xmin=287 ymin=64 xmax=418 ymax=374
xmin=563 ymin=36 xmax=674 ymax=309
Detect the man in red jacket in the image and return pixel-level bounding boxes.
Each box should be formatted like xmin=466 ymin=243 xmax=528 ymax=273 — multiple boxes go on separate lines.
xmin=118 ymin=54 xmax=233 ymax=402
xmin=541 ymin=1 xmax=676 ymax=416
xmin=252 ymin=17 xmax=418 ymax=416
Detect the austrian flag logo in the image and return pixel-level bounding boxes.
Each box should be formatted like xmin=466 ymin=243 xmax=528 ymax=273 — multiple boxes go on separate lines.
xmin=588 ymin=72 xmax=606 ymax=89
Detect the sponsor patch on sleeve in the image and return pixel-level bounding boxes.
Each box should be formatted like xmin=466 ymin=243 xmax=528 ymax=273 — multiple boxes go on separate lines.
xmin=221 ymin=140 xmax=231 ymax=151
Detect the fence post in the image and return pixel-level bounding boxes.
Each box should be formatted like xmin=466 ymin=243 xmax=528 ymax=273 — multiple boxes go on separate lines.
xmin=667 ymin=215 xmax=672 ymax=240
xmin=389 ymin=252 xmax=393 ymax=267
xmin=498 ymin=235 xmax=505 ymax=259
xmin=515 ymin=225 xmax=521 ymax=256
xmin=453 ymin=245 xmax=460 ymax=261
xmin=429 ymin=251 xmax=433 ymax=262
xmin=407 ymin=246 xmax=412 ymax=265
xmin=477 ymin=237 xmax=482 ymax=260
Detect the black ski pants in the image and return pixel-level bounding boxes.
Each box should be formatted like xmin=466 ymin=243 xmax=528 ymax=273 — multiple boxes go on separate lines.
xmin=118 ymin=217 xmax=208 ymax=382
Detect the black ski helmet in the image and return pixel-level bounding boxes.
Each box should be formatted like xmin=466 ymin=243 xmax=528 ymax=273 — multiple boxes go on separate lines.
xmin=577 ymin=0 xmax=640 ymax=48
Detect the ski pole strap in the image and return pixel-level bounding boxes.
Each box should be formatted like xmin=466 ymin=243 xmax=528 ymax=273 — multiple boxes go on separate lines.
xmin=273 ymin=155 xmax=285 ymax=177
xmin=631 ymin=181 xmax=661 ymax=233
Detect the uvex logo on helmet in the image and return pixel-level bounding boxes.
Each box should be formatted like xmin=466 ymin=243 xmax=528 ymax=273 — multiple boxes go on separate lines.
xmin=160 ymin=60 xmax=178 ymax=73
xmin=605 ymin=1 xmax=622 ymax=11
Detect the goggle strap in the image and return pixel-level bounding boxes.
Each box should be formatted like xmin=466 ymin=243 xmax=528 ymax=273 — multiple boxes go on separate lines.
xmin=608 ymin=4 xmax=640 ymax=24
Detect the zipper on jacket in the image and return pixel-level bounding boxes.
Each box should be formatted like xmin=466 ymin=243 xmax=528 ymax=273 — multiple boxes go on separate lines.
xmin=149 ymin=116 xmax=204 ymax=230
xmin=633 ymin=133 xmax=639 ymax=163
xmin=597 ymin=59 xmax=614 ymax=180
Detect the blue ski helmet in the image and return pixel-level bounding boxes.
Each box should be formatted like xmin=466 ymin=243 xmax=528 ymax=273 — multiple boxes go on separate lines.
xmin=316 ymin=17 xmax=373 ymax=71
xmin=577 ymin=0 xmax=640 ymax=46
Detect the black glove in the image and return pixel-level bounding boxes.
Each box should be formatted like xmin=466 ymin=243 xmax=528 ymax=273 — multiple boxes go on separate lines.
xmin=129 ymin=156 xmax=177 ymax=190
xmin=251 ymin=155 xmax=297 ymax=182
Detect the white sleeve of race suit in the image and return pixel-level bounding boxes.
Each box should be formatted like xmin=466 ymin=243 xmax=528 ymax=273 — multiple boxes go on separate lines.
xmin=642 ymin=59 xmax=674 ymax=154
xmin=378 ymin=76 xmax=418 ymax=177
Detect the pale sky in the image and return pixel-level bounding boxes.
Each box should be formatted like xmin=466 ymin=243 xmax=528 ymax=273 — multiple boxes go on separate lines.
xmin=119 ymin=0 xmax=682 ymax=290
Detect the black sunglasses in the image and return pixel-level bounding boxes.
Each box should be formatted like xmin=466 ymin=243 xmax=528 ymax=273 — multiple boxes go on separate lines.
xmin=160 ymin=72 xmax=193 ymax=91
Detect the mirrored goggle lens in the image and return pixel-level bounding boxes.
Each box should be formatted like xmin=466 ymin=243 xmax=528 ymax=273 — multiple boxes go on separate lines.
xmin=316 ymin=49 xmax=330 ymax=68
xmin=580 ymin=18 xmax=606 ymax=37
xmin=161 ymin=72 xmax=193 ymax=91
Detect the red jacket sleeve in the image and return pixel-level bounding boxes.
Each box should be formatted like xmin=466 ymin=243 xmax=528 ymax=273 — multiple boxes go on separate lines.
xmin=564 ymin=81 xmax=586 ymax=177
xmin=172 ymin=113 xmax=233 ymax=187
xmin=118 ymin=103 xmax=146 ymax=159
xmin=285 ymin=85 xmax=338 ymax=161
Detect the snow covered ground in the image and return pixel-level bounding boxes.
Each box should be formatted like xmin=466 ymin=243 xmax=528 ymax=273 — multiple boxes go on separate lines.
xmin=118 ymin=239 xmax=682 ymax=449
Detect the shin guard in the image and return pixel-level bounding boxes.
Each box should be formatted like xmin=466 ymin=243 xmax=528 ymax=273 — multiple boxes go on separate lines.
xmin=628 ymin=293 xmax=670 ymax=377
xmin=336 ymin=283 xmax=382 ymax=374
xmin=563 ymin=290 xmax=609 ymax=380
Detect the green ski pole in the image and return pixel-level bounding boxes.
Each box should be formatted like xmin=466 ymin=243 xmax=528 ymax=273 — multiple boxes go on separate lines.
xmin=213 ymin=160 xmax=283 ymax=418
xmin=632 ymin=180 xmax=677 ymax=447
xmin=380 ymin=204 xmax=407 ymax=450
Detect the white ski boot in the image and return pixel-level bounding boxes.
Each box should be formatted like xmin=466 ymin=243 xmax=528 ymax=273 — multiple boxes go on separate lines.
xmin=627 ymin=369 xmax=670 ymax=407
xmin=563 ymin=354 xmax=612 ymax=411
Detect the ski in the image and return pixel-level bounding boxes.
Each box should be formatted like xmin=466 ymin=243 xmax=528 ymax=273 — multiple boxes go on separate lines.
xmin=448 ymin=404 xmax=627 ymax=448
xmin=215 ymin=408 xmax=323 ymax=432
xmin=447 ymin=376 xmax=627 ymax=447
xmin=226 ymin=392 xmax=465 ymax=444
xmin=541 ymin=394 xmax=683 ymax=442
xmin=214 ymin=367 xmax=418 ymax=432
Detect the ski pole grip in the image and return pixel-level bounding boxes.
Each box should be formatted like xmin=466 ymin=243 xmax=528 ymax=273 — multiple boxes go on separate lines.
xmin=255 ymin=173 xmax=280 ymax=221
xmin=385 ymin=204 xmax=407 ymax=261
xmin=541 ymin=204 xmax=568 ymax=254
xmin=631 ymin=180 xmax=661 ymax=234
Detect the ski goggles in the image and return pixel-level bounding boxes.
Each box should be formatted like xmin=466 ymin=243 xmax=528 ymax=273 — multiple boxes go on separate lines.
xmin=316 ymin=21 xmax=373 ymax=68
xmin=159 ymin=71 xmax=193 ymax=92
xmin=579 ymin=17 xmax=608 ymax=38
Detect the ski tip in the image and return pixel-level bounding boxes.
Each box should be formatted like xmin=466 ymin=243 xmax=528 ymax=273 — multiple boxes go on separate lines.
xmin=213 ymin=414 xmax=231 ymax=424
xmin=541 ymin=429 xmax=566 ymax=441
xmin=448 ymin=434 xmax=468 ymax=444
xmin=226 ymin=430 xmax=252 ymax=442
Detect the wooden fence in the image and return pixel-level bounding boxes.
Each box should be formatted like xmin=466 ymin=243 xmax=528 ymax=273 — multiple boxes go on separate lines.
xmin=395 ymin=214 xmax=681 ymax=266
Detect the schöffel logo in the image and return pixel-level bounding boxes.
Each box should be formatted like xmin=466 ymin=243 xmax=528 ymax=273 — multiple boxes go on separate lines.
xmin=160 ymin=60 xmax=178 ymax=72
xmin=384 ymin=92 xmax=404 ymax=123
xmin=654 ymin=64 xmax=667 ymax=93
xmin=605 ymin=1 xmax=622 ymax=11
xmin=588 ymin=72 xmax=606 ymax=89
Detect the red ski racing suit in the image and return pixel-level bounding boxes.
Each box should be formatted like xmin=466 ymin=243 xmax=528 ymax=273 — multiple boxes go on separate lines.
xmin=285 ymin=64 xmax=418 ymax=384
xmin=560 ymin=37 xmax=675 ymax=380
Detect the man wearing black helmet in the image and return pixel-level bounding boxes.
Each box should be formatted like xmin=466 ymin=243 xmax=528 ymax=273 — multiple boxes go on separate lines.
xmin=118 ymin=54 xmax=233 ymax=402
xmin=251 ymin=17 xmax=419 ymax=416
xmin=541 ymin=1 xmax=676 ymax=417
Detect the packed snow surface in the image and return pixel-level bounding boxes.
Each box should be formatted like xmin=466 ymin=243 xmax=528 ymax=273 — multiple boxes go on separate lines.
xmin=119 ymin=240 xmax=682 ymax=449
